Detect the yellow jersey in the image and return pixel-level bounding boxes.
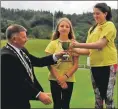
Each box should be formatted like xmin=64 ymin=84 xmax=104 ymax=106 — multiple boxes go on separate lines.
xmin=45 ymin=39 xmax=76 ymax=82
xmin=86 ymin=21 xmax=117 ymax=67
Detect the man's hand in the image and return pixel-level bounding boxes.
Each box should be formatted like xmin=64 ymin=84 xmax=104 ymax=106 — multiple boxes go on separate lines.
xmin=38 ymin=92 xmax=52 ymax=105
xmin=55 ymin=51 xmax=66 ymax=59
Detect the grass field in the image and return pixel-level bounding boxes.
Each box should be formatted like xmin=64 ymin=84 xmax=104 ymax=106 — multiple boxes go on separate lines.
xmin=31 ymin=67 xmax=118 ymax=108
xmin=1 ymin=39 xmax=118 ymax=108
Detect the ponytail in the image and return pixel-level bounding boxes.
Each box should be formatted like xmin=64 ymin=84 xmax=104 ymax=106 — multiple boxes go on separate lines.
xmin=94 ymin=3 xmax=112 ymax=21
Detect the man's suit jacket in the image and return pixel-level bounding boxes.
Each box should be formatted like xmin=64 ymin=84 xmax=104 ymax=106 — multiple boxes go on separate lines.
xmin=1 ymin=46 xmax=56 ymax=109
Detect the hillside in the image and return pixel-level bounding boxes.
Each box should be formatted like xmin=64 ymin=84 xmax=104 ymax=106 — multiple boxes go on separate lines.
xmin=1 ymin=7 xmax=118 ymax=43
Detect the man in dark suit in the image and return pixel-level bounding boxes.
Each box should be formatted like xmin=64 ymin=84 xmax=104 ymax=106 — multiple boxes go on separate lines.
xmin=1 ymin=24 xmax=65 ymax=109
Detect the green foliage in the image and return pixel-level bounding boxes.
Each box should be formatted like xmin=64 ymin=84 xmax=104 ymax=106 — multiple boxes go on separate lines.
xmin=1 ymin=7 xmax=118 ymax=43
xmin=0 ymin=32 xmax=5 ymax=39
xmin=31 ymin=25 xmax=52 ymax=39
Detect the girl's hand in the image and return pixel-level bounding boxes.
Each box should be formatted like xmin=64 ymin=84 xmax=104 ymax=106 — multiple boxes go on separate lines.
xmin=68 ymin=48 xmax=80 ymax=56
xmin=60 ymin=82 xmax=68 ymax=89
xmin=70 ymin=39 xmax=79 ymax=48
xmin=57 ymin=75 xmax=67 ymax=85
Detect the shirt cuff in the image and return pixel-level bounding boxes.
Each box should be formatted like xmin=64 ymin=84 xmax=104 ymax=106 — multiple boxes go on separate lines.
xmin=53 ymin=54 xmax=58 ymax=62
xmin=36 ymin=91 xmax=41 ymax=98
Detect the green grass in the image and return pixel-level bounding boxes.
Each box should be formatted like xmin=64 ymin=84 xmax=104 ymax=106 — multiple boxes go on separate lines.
xmin=1 ymin=39 xmax=118 ymax=108
xmin=31 ymin=67 xmax=118 ymax=108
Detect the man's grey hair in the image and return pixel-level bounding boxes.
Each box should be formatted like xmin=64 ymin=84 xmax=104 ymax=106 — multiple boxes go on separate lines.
xmin=6 ymin=24 xmax=27 ymax=39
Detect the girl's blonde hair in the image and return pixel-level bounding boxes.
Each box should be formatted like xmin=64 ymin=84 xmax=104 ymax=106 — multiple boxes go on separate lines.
xmin=51 ymin=17 xmax=75 ymax=40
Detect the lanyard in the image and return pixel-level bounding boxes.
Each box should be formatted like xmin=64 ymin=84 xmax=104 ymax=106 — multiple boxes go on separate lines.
xmin=6 ymin=43 xmax=34 ymax=83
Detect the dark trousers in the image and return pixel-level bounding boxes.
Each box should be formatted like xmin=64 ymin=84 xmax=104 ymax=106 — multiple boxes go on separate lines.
xmin=1 ymin=99 xmax=30 ymax=109
xmin=91 ymin=66 xmax=116 ymax=109
xmin=50 ymin=80 xmax=73 ymax=109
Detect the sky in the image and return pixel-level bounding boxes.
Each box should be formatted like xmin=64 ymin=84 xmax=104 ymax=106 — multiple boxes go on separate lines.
xmin=1 ymin=1 xmax=118 ymax=14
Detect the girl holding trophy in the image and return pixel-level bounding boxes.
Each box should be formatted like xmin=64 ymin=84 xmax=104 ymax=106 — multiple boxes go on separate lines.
xmin=45 ymin=17 xmax=78 ymax=109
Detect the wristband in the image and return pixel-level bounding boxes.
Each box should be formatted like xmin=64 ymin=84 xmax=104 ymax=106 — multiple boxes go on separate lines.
xmin=65 ymin=74 xmax=69 ymax=78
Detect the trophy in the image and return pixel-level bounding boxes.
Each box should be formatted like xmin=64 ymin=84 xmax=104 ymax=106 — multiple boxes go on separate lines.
xmin=61 ymin=41 xmax=70 ymax=61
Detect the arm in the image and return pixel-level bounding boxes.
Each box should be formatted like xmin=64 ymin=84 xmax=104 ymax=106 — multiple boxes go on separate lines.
xmin=48 ymin=65 xmax=60 ymax=80
xmin=22 ymin=48 xmax=65 ymax=67
xmin=65 ymin=56 xmax=78 ymax=77
xmin=29 ymin=54 xmax=56 ymax=67
xmin=48 ymin=64 xmax=68 ymax=89
xmin=72 ymin=48 xmax=90 ymax=55
xmin=72 ymin=37 xmax=108 ymax=49
xmin=22 ymin=48 xmax=56 ymax=67
xmin=57 ymin=56 xmax=79 ymax=85
xmin=45 ymin=52 xmax=60 ymax=79
xmin=46 ymin=52 xmax=68 ymax=89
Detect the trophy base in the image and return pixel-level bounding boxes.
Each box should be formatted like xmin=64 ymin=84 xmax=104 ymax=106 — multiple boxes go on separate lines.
xmin=61 ymin=55 xmax=71 ymax=62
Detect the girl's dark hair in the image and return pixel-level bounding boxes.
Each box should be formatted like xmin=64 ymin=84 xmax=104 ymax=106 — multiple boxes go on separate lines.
xmin=90 ymin=3 xmax=112 ymax=34
xmin=94 ymin=3 xmax=112 ymax=21
xmin=90 ymin=24 xmax=97 ymax=34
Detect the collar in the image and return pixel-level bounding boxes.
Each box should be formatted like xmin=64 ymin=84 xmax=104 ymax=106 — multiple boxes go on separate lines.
xmin=7 ymin=43 xmax=21 ymax=54
xmin=58 ymin=38 xmax=71 ymax=42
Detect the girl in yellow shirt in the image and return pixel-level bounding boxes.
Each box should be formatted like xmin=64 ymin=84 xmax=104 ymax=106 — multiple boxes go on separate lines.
xmin=71 ymin=3 xmax=117 ymax=109
xmin=45 ymin=17 xmax=78 ymax=109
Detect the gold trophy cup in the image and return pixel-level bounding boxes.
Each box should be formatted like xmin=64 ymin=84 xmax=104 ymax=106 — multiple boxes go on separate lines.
xmin=61 ymin=42 xmax=70 ymax=61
